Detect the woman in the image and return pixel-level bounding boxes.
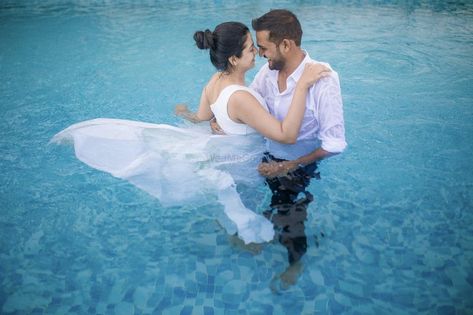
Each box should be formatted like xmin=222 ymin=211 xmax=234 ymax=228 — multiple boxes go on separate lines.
xmin=51 ymin=22 xmax=329 ymax=245
xmin=175 ymin=22 xmax=330 ymax=143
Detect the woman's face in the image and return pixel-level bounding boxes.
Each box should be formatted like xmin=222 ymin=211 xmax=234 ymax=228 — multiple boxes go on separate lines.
xmin=236 ymin=32 xmax=257 ymax=71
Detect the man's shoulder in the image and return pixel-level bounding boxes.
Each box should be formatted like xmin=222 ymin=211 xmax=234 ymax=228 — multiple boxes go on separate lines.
xmin=314 ymin=58 xmax=340 ymax=77
xmin=310 ymin=60 xmax=340 ymax=90
xmin=308 ymin=58 xmax=337 ymax=76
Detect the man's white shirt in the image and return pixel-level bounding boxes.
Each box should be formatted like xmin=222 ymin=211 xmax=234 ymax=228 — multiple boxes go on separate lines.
xmin=250 ymin=51 xmax=347 ymax=160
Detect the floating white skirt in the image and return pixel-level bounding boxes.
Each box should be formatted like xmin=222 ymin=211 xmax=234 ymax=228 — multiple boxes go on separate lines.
xmin=51 ymin=118 xmax=274 ymax=244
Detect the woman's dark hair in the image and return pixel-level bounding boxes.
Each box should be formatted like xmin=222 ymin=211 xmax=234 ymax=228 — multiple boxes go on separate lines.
xmin=252 ymin=9 xmax=302 ymax=46
xmin=194 ymin=22 xmax=249 ymax=72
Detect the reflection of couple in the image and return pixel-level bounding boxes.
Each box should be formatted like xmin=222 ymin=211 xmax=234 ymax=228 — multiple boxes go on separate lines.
xmin=52 ymin=10 xmax=345 ymax=252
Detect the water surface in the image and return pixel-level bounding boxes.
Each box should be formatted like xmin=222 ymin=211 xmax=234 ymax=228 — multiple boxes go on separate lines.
xmin=1 ymin=1 xmax=472 ymax=314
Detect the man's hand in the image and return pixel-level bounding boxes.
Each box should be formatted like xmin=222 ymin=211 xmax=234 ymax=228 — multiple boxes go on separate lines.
xmin=210 ymin=117 xmax=225 ymax=135
xmin=258 ymin=160 xmax=298 ymax=178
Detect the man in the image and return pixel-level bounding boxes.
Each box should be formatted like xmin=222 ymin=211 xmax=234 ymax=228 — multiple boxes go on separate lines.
xmin=250 ymin=9 xmax=346 ymax=288
xmin=250 ymin=9 xmax=346 ymax=181
xmin=213 ymin=9 xmax=346 ymax=182
xmin=212 ymin=9 xmax=345 ymax=286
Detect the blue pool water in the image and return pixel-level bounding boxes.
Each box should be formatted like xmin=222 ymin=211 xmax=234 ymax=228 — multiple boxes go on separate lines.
xmin=1 ymin=1 xmax=473 ymax=314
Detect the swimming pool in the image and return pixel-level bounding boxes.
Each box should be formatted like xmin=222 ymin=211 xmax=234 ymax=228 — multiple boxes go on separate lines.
xmin=1 ymin=0 xmax=472 ymax=314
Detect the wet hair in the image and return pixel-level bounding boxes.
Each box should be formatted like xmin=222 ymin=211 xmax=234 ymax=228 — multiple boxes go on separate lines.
xmin=194 ymin=22 xmax=249 ymax=72
xmin=252 ymin=9 xmax=302 ymax=46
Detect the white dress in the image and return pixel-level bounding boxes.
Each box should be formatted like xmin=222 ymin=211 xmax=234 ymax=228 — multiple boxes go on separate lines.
xmin=51 ymin=85 xmax=274 ymax=244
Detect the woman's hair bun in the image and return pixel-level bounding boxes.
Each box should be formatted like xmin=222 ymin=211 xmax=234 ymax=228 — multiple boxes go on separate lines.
xmin=194 ymin=29 xmax=215 ymax=50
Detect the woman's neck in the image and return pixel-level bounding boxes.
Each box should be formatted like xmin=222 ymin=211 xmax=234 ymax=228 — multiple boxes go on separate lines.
xmin=219 ymin=70 xmax=245 ymax=85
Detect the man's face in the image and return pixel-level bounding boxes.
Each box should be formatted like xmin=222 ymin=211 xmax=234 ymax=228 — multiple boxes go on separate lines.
xmin=255 ymin=30 xmax=285 ymax=71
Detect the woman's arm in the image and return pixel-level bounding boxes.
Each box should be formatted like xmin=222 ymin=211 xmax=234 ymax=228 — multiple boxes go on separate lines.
xmin=230 ymin=63 xmax=330 ymax=143
xmin=175 ymin=77 xmax=216 ymax=123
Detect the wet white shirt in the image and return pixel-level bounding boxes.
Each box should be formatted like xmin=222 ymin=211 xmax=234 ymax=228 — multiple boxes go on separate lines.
xmin=250 ymin=51 xmax=347 ymax=160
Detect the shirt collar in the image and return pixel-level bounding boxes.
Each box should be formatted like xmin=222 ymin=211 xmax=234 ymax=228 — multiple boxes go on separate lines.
xmin=288 ymin=50 xmax=312 ymax=83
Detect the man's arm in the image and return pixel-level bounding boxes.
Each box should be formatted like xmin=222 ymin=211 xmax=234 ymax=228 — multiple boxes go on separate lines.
xmin=259 ymin=72 xmax=346 ymax=178
xmin=258 ymin=147 xmax=334 ymax=178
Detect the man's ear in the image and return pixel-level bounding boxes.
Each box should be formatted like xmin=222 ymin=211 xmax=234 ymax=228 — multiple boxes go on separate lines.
xmin=281 ymin=39 xmax=293 ymax=53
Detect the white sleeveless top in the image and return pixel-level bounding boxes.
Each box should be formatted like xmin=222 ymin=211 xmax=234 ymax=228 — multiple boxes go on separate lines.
xmin=210 ymin=85 xmax=268 ymax=135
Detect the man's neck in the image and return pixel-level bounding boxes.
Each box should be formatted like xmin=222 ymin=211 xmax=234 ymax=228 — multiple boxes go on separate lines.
xmin=277 ymin=48 xmax=305 ymax=92
xmin=279 ymin=48 xmax=306 ymax=78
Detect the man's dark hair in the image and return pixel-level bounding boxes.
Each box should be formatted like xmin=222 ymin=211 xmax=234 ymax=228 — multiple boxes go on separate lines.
xmin=252 ymin=9 xmax=302 ymax=46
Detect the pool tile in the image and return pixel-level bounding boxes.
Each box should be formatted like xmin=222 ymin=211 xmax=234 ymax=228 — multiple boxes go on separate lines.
xmin=179 ymin=305 xmax=193 ymax=315
xmin=203 ymin=306 xmax=215 ymax=315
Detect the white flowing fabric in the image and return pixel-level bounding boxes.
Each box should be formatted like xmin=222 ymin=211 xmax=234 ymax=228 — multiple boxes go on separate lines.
xmin=51 ymin=118 xmax=274 ymax=244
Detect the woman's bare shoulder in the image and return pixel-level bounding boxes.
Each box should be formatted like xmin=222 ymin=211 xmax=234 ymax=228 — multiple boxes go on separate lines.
xmin=207 ymin=72 xmax=221 ymax=85
xmin=203 ymin=73 xmax=225 ymax=104
xmin=228 ymin=89 xmax=259 ymax=107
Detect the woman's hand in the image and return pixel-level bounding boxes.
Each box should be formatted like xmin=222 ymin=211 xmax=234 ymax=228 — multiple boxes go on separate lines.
xmin=298 ymin=63 xmax=331 ymax=88
xmin=175 ymin=104 xmax=189 ymax=116
xmin=175 ymin=104 xmax=202 ymax=123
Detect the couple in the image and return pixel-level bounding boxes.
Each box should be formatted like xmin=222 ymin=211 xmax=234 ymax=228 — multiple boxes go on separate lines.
xmin=175 ymin=9 xmax=346 ymax=284
xmin=177 ymin=10 xmax=346 ymax=178
xmin=52 ymin=10 xmax=345 ymax=246
xmin=178 ymin=9 xmax=345 ymax=185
